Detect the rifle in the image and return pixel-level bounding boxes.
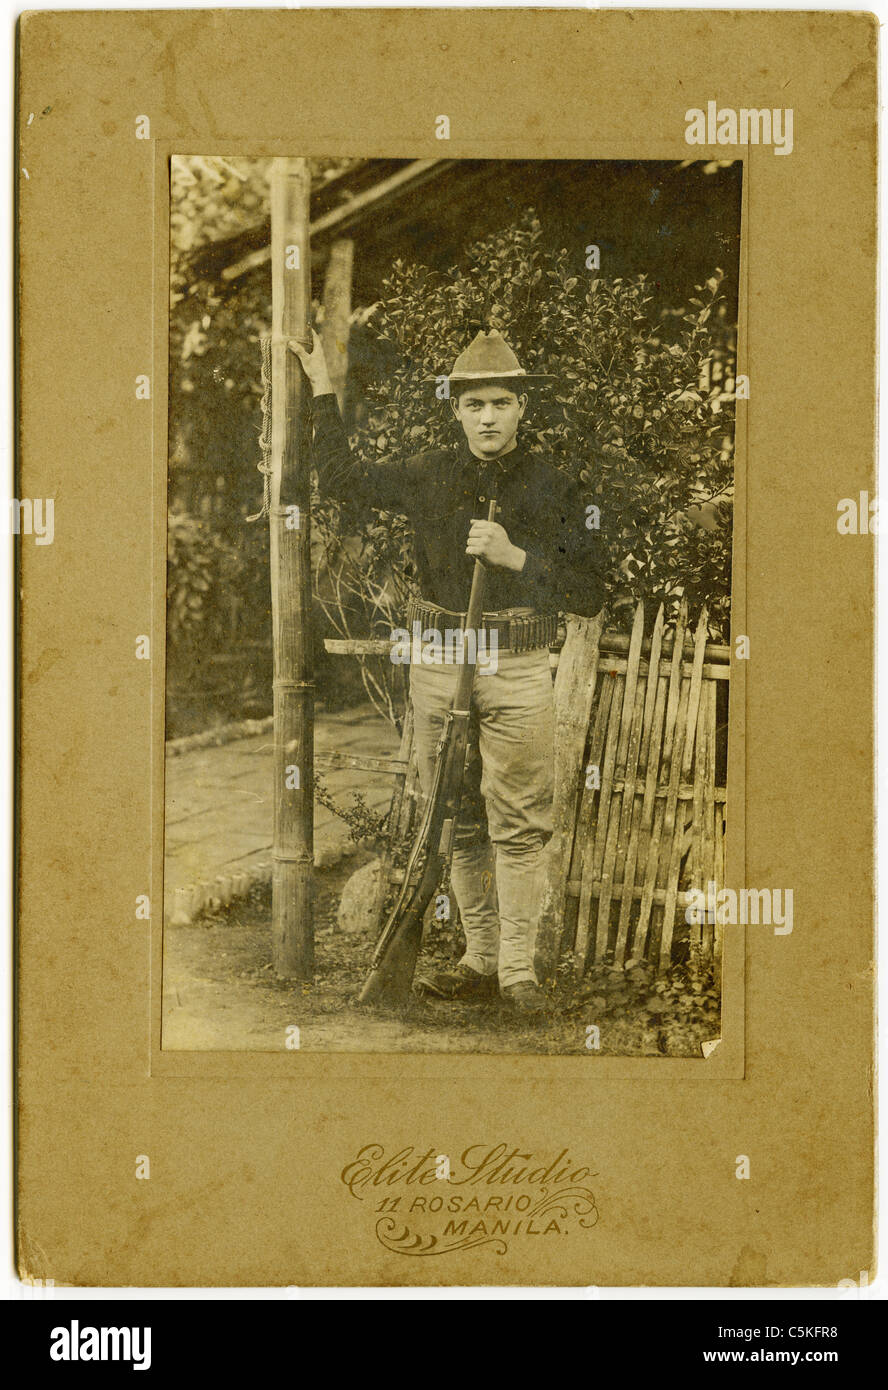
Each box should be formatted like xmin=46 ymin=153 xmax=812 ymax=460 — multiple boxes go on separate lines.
xmin=358 ymin=497 xmax=498 ymax=1006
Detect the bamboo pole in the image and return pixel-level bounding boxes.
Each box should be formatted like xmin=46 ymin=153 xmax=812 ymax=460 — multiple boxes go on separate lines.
xmin=321 ymin=238 xmax=354 ymax=415
xmin=269 ymin=157 xmax=314 ymax=978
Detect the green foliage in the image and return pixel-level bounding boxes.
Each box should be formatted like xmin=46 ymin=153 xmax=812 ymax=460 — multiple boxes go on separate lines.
xmin=335 ymin=210 xmax=735 ymax=638
xmin=312 ymin=774 xmax=390 ymax=847
xmin=166 ymin=507 xmax=238 ymax=650
xmin=167 ymin=157 xmax=369 ymax=730
xmin=169 ymin=156 xmax=361 ymax=524
xmin=562 ymin=944 xmax=721 ymax=1055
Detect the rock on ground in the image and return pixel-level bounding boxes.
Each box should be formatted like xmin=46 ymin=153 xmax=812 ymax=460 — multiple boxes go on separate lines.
xmin=337 ymin=857 xmax=383 ymax=935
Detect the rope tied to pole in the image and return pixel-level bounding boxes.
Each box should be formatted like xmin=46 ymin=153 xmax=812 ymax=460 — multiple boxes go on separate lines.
xmin=246 ymin=333 xmax=274 ymax=522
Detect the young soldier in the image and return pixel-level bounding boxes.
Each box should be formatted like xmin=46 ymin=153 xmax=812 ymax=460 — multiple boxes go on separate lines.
xmin=291 ymin=327 xmax=605 ymax=1014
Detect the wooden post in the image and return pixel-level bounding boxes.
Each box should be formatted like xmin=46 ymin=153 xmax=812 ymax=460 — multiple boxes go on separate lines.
xmin=269 ymin=157 xmax=314 ymax=978
xmin=321 ymin=238 xmax=354 ymax=415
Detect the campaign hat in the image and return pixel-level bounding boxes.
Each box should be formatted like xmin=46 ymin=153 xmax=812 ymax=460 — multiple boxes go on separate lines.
xmin=440 ymin=329 xmax=555 ymax=385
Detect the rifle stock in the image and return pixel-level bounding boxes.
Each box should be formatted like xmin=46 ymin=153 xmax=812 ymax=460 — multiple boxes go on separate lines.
xmin=358 ymin=498 xmax=498 ymax=1006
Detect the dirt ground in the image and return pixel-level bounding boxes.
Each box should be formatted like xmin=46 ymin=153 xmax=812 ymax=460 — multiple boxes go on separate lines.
xmin=162 ymin=862 xmax=721 ymax=1056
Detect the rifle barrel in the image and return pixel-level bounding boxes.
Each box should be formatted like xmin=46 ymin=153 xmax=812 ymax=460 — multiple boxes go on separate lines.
xmin=356 ymin=496 xmax=498 ymax=1006
xmin=453 ymin=496 xmax=497 ymax=709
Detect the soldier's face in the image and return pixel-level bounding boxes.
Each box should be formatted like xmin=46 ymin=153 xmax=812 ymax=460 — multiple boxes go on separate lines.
xmin=451 ymin=384 xmax=527 ymax=457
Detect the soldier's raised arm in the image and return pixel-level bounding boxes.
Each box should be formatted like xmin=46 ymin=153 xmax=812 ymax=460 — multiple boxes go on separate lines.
xmin=289 ymin=330 xmax=423 ymax=512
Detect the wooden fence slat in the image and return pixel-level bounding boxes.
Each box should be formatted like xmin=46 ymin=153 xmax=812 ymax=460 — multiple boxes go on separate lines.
xmin=598 ymin=633 xmax=730 ymax=661
xmin=591 ymin=604 xmax=645 ymax=968
xmin=389 ymin=701 xmax=415 ymax=834
xmin=573 ymin=667 xmax=614 ymax=860
xmin=315 ymin=750 xmax=408 ymax=775
xmin=625 ymin=673 xmax=668 ymax=960
xmin=592 ymin=795 xmax=622 ymax=965
xmin=600 ymin=675 xmax=642 ymax=961
xmin=371 ymin=700 xmax=415 ymax=933
xmin=647 ymin=677 xmax=689 ymax=964
xmin=610 ymin=780 xmax=726 ymax=802
xmin=636 ymin=598 xmax=689 ymax=953
xmin=575 ymin=672 xmax=623 ymax=967
xmin=615 ymin=604 xmax=665 ymax=963
xmin=615 ymin=604 xmax=646 ymax=766
xmin=659 ymin=607 xmax=709 ymax=971
xmin=582 ymin=656 xmax=730 ymax=681
xmin=605 ymin=680 xmax=646 ymax=965
xmin=535 ymin=612 xmax=605 ymax=972
xmin=590 ymin=674 xmax=626 ymax=883
xmin=582 ymin=883 xmax=701 ymax=906
xmin=701 ymin=680 xmax=717 ymax=959
xmin=585 ymin=671 xmax=625 ymax=954
xmin=714 ymin=802 xmax=726 ymax=965
xmin=660 ymin=600 xmax=690 ymax=773
xmin=688 ymin=683 xmax=708 ymax=949
xmin=680 ymin=613 xmax=710 ymax=782
xmin=564 ymin=666 xmax=614 ymax=961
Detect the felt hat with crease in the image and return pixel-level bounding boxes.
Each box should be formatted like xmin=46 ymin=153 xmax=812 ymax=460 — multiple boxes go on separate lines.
xmin=436 ymin=329 xmax=555 ymax=384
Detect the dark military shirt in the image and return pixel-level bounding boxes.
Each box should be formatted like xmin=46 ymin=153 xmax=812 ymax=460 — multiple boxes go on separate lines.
xmin=311 ymin=392 xmax=606 ymax=618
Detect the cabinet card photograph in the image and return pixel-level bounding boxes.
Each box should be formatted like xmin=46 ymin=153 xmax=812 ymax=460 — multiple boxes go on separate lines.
xmin=16 ymin=8 xmax=874 ymax=1289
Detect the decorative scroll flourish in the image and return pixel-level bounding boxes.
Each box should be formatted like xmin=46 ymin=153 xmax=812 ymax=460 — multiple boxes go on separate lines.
xmin=375 ymin=1218 xmax=508 ymax=1257
xmin=524 ymin=1185 xmax=601 ymax=1229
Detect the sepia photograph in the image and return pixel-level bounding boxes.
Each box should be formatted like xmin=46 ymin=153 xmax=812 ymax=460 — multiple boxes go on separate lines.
xmin=162 ymin=154 xmax=742 ymax=1055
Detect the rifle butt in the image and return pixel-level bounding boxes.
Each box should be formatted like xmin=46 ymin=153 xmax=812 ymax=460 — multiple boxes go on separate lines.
xmin=355 ymin=660 xmax=479 ymax=1007
xmin=357 ymin=920 xmax=424 ymax=1007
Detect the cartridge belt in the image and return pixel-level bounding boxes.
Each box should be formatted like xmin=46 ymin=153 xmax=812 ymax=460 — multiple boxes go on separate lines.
xmin=406 ymin=598 xmax=559 ymax=653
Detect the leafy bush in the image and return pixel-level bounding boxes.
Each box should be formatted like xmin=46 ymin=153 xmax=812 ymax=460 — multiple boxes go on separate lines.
xmin=169 ymin=156 xmax=361 ymax=524
xmin=560 ymin=945 xmax=720 ymax=1055
xmin=166 ymin=507 xmax=238 ymax=651
xmin=168 ymin=157 xmax=375 ymax=729
xmin=316 ymin=210 xmax=735 ymax=651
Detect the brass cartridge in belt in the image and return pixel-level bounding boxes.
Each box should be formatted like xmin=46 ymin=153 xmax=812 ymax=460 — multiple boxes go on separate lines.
xmin=405 ymin=598 xmax=558 ymax=652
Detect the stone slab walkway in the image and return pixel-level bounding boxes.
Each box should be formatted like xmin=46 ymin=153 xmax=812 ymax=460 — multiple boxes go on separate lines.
xmin=163 ymin=704 xmax=399 ymax=923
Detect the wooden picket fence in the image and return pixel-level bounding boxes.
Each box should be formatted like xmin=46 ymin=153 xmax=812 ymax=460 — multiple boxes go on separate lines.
xmin=535 ymin=600 xmax=728 ymax=979
xmin=325 ymin=597 xmax=729 ymax=978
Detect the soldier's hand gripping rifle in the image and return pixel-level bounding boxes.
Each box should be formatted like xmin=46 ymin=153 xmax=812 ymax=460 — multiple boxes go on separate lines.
xmin=358 ymin=498 xmax=498 ymax=1007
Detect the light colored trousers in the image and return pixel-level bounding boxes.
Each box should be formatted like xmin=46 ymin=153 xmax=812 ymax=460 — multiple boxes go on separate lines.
xmin=409 ymin=649 xmax=555 ymax=987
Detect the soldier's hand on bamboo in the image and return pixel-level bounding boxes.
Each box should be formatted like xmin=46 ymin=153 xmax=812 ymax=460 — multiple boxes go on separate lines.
xmin=466 ymin=519 xmax=526 ymax=572
xmin=289 ymin=328 xmax=334 ymax=397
